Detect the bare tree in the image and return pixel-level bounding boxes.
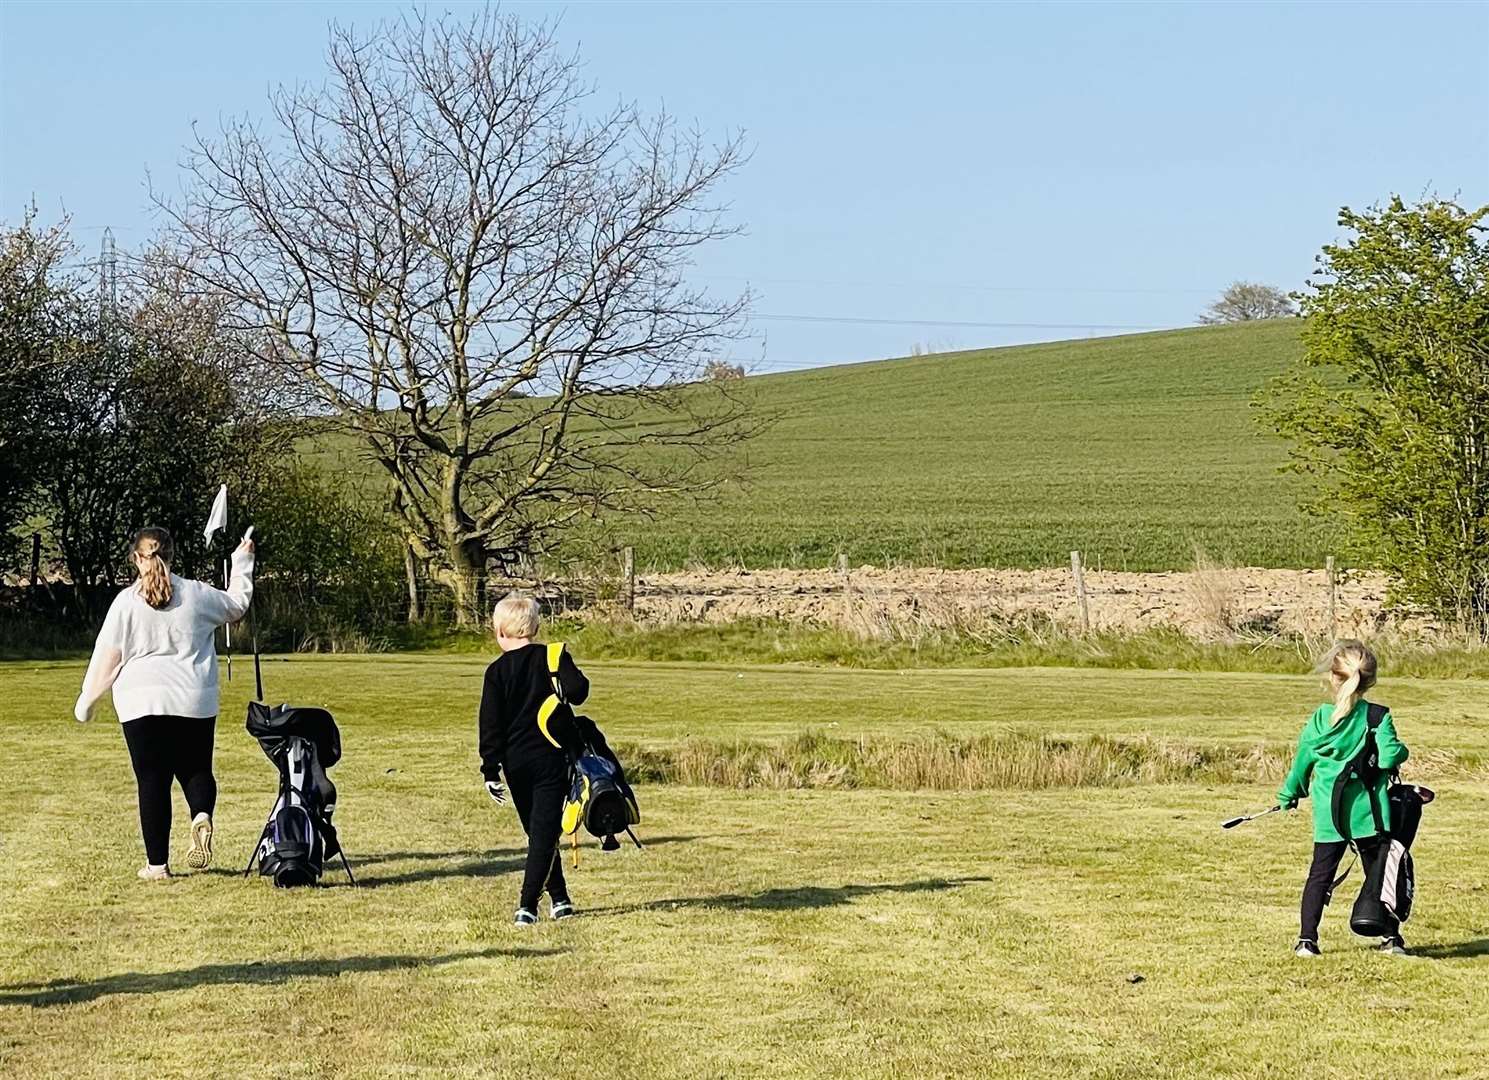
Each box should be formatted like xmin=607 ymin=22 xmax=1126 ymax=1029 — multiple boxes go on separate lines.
xmin=159 ymin=9 xmax=754 ymax=624
xmin=1198 ymin=281 xmax=1297 ymax=324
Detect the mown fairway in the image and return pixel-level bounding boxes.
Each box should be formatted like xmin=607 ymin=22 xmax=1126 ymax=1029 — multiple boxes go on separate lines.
xmin=309 ymin=320 xmax=1324 ymax=572
xmin=5 ymin=656 xmax=1489 ymax=1079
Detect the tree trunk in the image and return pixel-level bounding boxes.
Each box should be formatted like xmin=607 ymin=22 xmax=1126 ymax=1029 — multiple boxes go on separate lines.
xmin=446 ymin=537 xmax=487 ymax=629
xmin=403 ymin=541 xmax=423 ymax=624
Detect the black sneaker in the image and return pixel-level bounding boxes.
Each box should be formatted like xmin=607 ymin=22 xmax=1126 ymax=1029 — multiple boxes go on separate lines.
xmin=513 ymin=908 xmax=538 ymax=926
xmin=1378 ymin=935 xmax=1408 ymax=956
xmin=1294 ymin=938 xmax=1321 ymax=958
xmin=549 ymin=899 xmax=577 ymax=921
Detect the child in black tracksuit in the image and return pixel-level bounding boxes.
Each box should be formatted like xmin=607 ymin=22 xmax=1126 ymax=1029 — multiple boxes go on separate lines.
xmin=478 ymin=595 xmax=589 ymax=924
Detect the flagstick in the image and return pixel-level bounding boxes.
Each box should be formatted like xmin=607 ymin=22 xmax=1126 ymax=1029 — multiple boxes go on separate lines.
xmin=203 ymin=483 xmax=232 ymax=681
xmin=224 ymin=555 xmax=233 ymax=680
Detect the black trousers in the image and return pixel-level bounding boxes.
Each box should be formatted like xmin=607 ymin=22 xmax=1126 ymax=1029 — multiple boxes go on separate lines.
xmin=122 ymin=715 xmax=217 ymax=866
xmin=505 ymin=757 xmax=569 ymax=911
xmin=1300 ymin=835 xmax=1393 ymax=941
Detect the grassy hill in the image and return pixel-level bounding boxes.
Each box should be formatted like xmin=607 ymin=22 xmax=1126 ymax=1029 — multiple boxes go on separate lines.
xmin=613 ymin=318 xmax=1329 ymax=570
xmin=309 ymin=318 xmax=1331 ymax=572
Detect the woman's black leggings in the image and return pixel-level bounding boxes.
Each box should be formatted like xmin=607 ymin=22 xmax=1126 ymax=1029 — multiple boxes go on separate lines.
xmin=505 ymin=758 xmax=569 ymax=912
xmin=1300 ymin=836 xmax=1392 ymax=940
xmin=122 ymin=715 xmax=217 ymax=866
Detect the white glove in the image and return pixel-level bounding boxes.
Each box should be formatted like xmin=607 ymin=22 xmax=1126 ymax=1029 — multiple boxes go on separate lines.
xmin=485 ymin=780 xmax=506 ymax=805
xmin=73 ymin=699 xmax=92 ymax=724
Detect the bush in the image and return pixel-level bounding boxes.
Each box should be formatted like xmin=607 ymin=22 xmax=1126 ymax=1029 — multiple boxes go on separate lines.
xmin=244 ymin=465 xmax=406 ymax=651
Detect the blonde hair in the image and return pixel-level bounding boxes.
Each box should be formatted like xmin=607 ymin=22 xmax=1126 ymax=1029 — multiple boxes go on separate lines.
xmin=1317 ymin=639 xmax=1378 ymax=724
xmin=131 ymin=527 xmax=175 ymax=610
xmin=492 ymin=593 xmax=540 ymax=639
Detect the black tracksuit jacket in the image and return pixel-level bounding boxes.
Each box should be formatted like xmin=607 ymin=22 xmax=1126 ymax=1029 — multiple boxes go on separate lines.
xmin=477 ymin=643 xmax=590 ymax=781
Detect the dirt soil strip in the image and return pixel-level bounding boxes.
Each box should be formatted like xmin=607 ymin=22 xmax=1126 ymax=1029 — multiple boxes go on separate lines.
xmin=631 ymin=566 xmax=1402 ymax=638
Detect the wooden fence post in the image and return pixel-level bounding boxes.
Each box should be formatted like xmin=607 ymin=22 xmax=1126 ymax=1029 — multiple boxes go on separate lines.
xmin=622 ymin=546 xmax=635 ymax=612
xmin=1325 ymin=555 xmax=1337 ymax=638
xmin=1070 ymin=550 xmax=1091 ymax=635
xmin=29 ymin=532 xmax=41 ymax=586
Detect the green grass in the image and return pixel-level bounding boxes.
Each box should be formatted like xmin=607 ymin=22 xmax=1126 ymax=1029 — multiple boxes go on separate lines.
xmin=5 ymin=656 xmax=1489 ymax=1077
xmin=308 ymin=320 xmax=1328 ymax=572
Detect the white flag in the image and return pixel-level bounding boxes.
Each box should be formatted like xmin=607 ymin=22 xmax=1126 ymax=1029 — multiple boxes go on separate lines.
xmin=203 ymin=484 xmax=228 ymax=544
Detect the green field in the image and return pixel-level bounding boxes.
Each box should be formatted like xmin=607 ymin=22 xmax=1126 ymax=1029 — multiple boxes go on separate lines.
xmin=5 ymin=655 xmax=1489 ymax=1078
xmin=636 ymin=320 xmax=1323 ymax=570
xmin=308 ymin=319 xmax=1327 ymax=572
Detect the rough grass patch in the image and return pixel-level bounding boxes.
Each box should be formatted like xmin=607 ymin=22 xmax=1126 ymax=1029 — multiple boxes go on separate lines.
xmin=618 ymin=731 xmax=1307 ymax=791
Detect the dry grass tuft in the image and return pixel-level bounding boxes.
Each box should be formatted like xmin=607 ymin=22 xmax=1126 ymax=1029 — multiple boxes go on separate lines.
xmin=620 ymin=731 xmax=1304 ymax=792
xmin=1187 ymin=545 xmax=1240 ymax=641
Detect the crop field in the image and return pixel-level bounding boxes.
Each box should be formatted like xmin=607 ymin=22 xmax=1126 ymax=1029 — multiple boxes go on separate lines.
xmin=309 ymin=319 xmax=1328 ymax=573
xmin=5 ymin=655 xmax=1489 ymax=1078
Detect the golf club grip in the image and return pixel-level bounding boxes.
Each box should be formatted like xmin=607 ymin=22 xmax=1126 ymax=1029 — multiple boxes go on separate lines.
xmin=1220 ymin=816 xmax=1246 ymax=829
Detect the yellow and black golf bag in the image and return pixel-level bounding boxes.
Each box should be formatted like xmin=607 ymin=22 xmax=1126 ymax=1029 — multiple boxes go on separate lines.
xmin=561 ymin=716 xmax=642 ymax=858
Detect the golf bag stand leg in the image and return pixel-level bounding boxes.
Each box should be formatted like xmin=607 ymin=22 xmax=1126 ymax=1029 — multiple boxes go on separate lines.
xmin=242 ymin=788 xmax=281 ymax=878
xmin=337 ymin=847 xmax=357 ymax=886
xmin=242 ymin=824 xmax=270 ymax=878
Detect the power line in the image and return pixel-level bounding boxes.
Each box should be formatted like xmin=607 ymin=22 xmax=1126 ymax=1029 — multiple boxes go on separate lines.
xmin=699 ymin=272 xmax=1216 ymax=296
xmin=752 ymin=312 xmax=1167 ymax=332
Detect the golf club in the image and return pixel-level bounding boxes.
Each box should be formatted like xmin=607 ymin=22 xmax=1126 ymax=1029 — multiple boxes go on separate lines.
xmin=1220 ymin=804 xmax=1281 ymax=830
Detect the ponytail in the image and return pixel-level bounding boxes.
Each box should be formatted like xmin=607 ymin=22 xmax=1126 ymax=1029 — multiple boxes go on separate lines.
xmin=131 ymin=527 xmax=176 ymax=610
xmin=1322 ymin=639 xmax=1378 ymax=724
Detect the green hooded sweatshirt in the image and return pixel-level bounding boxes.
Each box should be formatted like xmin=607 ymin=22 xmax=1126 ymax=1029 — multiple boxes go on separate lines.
xmin=1277 ymin=699 xmax=1408 ymax=843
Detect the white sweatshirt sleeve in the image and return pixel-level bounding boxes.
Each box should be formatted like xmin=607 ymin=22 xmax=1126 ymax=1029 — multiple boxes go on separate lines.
xmin=75 ymin=596 xmax=126 ymax=722
xmin=209 ymin=546 xmax=256 ymax=625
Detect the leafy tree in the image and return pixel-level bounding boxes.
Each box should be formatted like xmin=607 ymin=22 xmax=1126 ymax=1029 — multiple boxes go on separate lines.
xmin=0 ymin=218 xmax=275 ymax=613
xmin=1262 ymin=197 xmax=1489 ymax=636
xmin=0 ymin=212 xmax=75 ymax=573
xmin=1199 ymin=281 xmax=1296 ymax=324
xmin=160 ymin=9 xmax=755 ymax=625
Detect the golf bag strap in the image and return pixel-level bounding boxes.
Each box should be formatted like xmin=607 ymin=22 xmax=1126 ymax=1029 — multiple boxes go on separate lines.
xmin=536 ymin=642 xmax=568 ymax=749
xmin=1324 ymin=851 xmax=1356 ymax=907
xmin=1331 ymin=704 xmax=1390 ymax=843
xmin=1365 ymin=704 xmax=1388 ymax=836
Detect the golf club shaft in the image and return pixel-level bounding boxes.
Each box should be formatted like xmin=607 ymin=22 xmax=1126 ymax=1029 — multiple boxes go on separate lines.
xmin=1221 ymin=805 xmax=1281 ymax=829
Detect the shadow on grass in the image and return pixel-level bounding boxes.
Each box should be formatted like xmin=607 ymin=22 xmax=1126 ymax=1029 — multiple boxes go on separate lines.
xmin=352 ymin=835 xmax=704 ymax=889
xmin=586 ymin=876 xmax=992 ymax=916
xmin=1 ymin=946 xmax=564 ymax=1008
xmin=1410 ymin=938 xmax=1489 ymax=959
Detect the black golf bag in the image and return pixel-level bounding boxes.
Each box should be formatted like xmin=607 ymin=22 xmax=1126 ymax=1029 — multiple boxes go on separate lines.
xmin=561 ymin=715 xmax=641 ymax=858
xmin=1329 ymin=703 xmax=1431 ymax=936
xmin=244 ymin=701 xmax=355 ymax=888
xmin=1349 ymin=783 xmax=1432 ymax=936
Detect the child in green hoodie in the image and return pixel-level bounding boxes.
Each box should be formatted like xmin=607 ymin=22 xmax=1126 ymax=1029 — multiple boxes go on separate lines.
xmin=1277 ymin=640 xmax=1409 ymax=958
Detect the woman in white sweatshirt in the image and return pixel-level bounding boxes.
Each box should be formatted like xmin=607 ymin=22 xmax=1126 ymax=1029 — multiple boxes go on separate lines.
xmin=74 ymin=526 xmax=255 ymax=880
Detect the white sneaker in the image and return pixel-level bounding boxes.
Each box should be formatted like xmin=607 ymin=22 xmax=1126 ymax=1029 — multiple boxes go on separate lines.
xmin=137 ymin=864 xmax=171 ymax=881
xmin=186 ymin=813 xmax=213 ymax=870
xmin=1293 ymin=938 xmax=1321 ymax=958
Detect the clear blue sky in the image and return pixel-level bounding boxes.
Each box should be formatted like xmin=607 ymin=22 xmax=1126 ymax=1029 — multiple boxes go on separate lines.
xmin=3 ymin=1 xmax=1485 ymax=371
